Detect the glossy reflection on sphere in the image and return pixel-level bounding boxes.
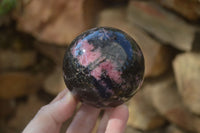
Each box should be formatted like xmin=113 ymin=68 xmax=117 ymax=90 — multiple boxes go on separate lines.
xmin=63 ymin=27 xmax=144 ymax=108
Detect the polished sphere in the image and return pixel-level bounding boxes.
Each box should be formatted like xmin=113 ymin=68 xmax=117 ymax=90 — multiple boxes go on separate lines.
xmin=63 ymin=27 xmax=144 ymax=108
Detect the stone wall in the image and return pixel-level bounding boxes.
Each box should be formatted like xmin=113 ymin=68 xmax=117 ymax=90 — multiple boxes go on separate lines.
xmin=0 ymin=0 xmax=200 ymax=132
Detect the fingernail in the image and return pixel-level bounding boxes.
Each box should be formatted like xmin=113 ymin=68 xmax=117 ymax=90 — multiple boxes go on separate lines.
xmin=60 ymin=92 xmax=73 ymax=103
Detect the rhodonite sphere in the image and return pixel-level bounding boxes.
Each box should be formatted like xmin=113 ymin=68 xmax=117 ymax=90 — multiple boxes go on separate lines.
xmin=63 ymin=27 xmax=144 ymax=108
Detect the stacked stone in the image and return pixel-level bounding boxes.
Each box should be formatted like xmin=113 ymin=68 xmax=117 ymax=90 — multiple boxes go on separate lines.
xmin=0 ymin=0 xmax=200 ymax=132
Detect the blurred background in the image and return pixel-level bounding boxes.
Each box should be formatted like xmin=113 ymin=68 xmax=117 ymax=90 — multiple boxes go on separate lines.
xmin=0 ymin=0 xmax=200 ymax=132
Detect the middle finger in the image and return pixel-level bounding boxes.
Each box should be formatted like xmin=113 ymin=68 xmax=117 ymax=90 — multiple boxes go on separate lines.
xmin=66 ymin=104 xmax=100 ymax=133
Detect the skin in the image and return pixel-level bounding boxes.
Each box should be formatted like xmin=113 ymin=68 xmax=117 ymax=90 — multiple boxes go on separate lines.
xmin=23 ymin=88 xmax=129 ymax=133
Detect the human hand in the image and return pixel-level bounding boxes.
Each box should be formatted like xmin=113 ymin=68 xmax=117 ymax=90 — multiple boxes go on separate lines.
xmin=23 ymin=89 xmax=129 ymax=133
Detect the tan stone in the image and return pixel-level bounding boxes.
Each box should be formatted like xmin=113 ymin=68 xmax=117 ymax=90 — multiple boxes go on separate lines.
xmin=157 ymin=0 xmax=200 ymax=20
xmin=127 ymin=1 xmax=196 ymax=51
xmin=0 ymin=50 xmax=37 ymax=70
xmin=173 ymin=52 xmax=200 ymax=115
xmin=128 ymin=88 xmax=166 ymax=130
xmin=14 ymin=0 xmax=104 ymax=45
xmin=44 ymin=67 xmax=66 ymax=95
xmin=98 ymin=8 xmax=174 ymax=77
xmin=0 ymin=72 xmax=43 ymax=99
xmin=8 ymin=95 xmax=46 ymax=132
xmin=145 ymin=75 xmax=200 ymax=132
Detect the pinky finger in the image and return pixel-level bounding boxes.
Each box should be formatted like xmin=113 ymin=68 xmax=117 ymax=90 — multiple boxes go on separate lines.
xmin=105 ymin=104 xmax=129 ymax=133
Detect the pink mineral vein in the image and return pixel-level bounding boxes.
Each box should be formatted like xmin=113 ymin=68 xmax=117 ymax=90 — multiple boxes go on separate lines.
xmin=71 ymin=39 xmax=123 ymax=84
xmin=71 ymin=40 xmax=101 ymax=67
xmin=91 ymin=60 xmax=123 ymax=84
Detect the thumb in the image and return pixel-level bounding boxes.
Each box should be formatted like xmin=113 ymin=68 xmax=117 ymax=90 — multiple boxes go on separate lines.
xmin=23 ymin=89 xmax=78 ymax=133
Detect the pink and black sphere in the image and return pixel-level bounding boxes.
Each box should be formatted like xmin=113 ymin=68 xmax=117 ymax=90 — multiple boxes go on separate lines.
xmin=63 ymin=27 xmax=144 ymax=108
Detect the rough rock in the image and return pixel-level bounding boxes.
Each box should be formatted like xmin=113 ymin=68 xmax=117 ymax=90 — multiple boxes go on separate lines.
xmin=98 ymin=8 xmax=174 ymax=77
xmin=157 ymin=0 xmax=200 ymax=20
xmin=34 ymin=42 xmax=66 ymax=65
xmin=44 ymin=67 xmax=66 ymax=95
xmin=127 ymin=1 xmax=196 ymax=51
xmin=0 ymin=50 xmax=37 ymax=70
xmin=128 ymin=88 xmax=166 ymax=130
xmin=8 ymin=95 xmax=46 ymax=132
xmin=145 ymin=76 xmax=200 ymax=132
xmin=0 ymin=72 xmax=43 ymax=99
xmin=173 ymin=52 xmax=200 ymax=115
xmin=14 ymin=0 xmax=104 ymax=45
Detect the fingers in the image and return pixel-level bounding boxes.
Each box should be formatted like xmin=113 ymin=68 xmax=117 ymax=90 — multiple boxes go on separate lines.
xmin=39 ymin=91 xmax=77 ymax=123
xmin=98 ymin=104 xmax=129 ymax=133
xmin=51 ymin=89 xmax=68 ymax=104
xmin=97 ymin=108 xmax=113 ymax=133
xmin=105 ymin=104 xmax=129 ymax=133
xmin=23 ymin=89 xmax=78 ymax=133
xmin=66 ymin=104 xmax=100 ymax=133
xmin=23 ymin=87 xmax=129 ymax=133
